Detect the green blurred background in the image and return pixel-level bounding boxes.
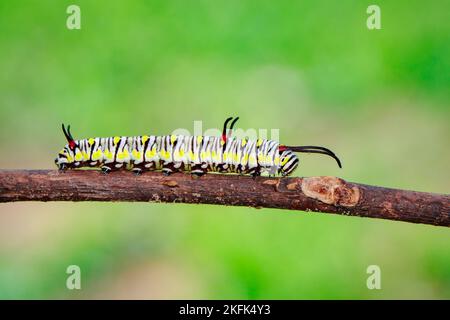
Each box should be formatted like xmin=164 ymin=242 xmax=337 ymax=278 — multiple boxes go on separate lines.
xmin=0 ymin=0 xmax=449 ymax=299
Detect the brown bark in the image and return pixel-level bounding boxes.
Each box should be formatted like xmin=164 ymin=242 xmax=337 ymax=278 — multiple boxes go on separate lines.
xmin=0 ymin=170 xmax=449 ymax=227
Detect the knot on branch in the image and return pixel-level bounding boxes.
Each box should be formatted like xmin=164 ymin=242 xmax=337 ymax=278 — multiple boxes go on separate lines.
xmin=301 ymin=176 xmax=360 ymax=207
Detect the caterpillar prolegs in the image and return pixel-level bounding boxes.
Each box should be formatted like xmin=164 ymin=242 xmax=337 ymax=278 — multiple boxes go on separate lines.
xmin=55 ymin=117 xmax=342 ymax=177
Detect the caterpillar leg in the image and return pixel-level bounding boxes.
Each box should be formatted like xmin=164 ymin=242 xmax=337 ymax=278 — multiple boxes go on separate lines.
xmin=144 ymin=161 xmax=157 ymax=170
xmin=101 ymin=165 xmax=112 ymax=174
xmin=114 ymin=163 xmax=125 ymax=170
xmin=191 ymin=170 xmax=206 ymax=178
xmin=190 ymin=164 xmax=207 ymax=178
xmin=162 ymin=162 xmax=182 ymax=176
xmin=130 ymin=161 xmax=146 ymax=175
xmin=161 ymin=164 xmax=173 ymax=175
xmin=89 ymin=161 xmax=98 ymax=167
xmin=163 ymin=163 xmax=186 ymax=175
xmin=214 ymin=163 xmax=228 ymax=173
xmin=251 ymin=171 xmax=261 ymax=179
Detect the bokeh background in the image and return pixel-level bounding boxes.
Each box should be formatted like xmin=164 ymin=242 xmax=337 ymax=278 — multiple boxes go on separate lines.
xmin=0 ymin=0 xmax=449 ymax=299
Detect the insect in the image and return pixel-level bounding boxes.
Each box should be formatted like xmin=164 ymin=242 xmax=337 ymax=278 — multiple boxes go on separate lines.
xmin=55 ymin=117 xmax=342 ymax=177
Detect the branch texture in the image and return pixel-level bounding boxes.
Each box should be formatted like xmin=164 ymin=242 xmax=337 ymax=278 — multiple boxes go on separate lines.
xmin=0 ymin=170 xmax=449 ymax=227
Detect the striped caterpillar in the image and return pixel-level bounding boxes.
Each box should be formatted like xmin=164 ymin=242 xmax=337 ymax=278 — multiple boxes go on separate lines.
xmin=55 ymin=117 xmax=342 ymax=177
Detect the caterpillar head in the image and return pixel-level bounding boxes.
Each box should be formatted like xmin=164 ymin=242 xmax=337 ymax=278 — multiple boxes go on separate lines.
xmin=278 ymin=148 xmax=299 ymax=176
xmin=55 ymin=124 xmax=78 ymax=170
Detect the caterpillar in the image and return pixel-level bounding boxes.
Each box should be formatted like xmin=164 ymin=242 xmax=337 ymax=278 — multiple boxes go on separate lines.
xmin=55 ymin=117 xmax=342 ymax=177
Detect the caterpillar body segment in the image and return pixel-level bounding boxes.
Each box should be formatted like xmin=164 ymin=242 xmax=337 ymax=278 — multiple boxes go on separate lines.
xmin=55 ymin=119 xmax=342 ymax=177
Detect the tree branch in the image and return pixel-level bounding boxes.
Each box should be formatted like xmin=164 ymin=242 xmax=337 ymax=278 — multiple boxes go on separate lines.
xmin=0 ymin=170 xmax=448 ymax=227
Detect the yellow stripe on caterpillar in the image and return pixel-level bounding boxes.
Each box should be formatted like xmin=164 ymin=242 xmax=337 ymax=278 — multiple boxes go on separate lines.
xmin=257 ymin=139 xmax=263 ymax=147
xmin=92 ymin=149 xmax=103 ymax=161
xmin=75 ymin=152 xmax=83 ymax=161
